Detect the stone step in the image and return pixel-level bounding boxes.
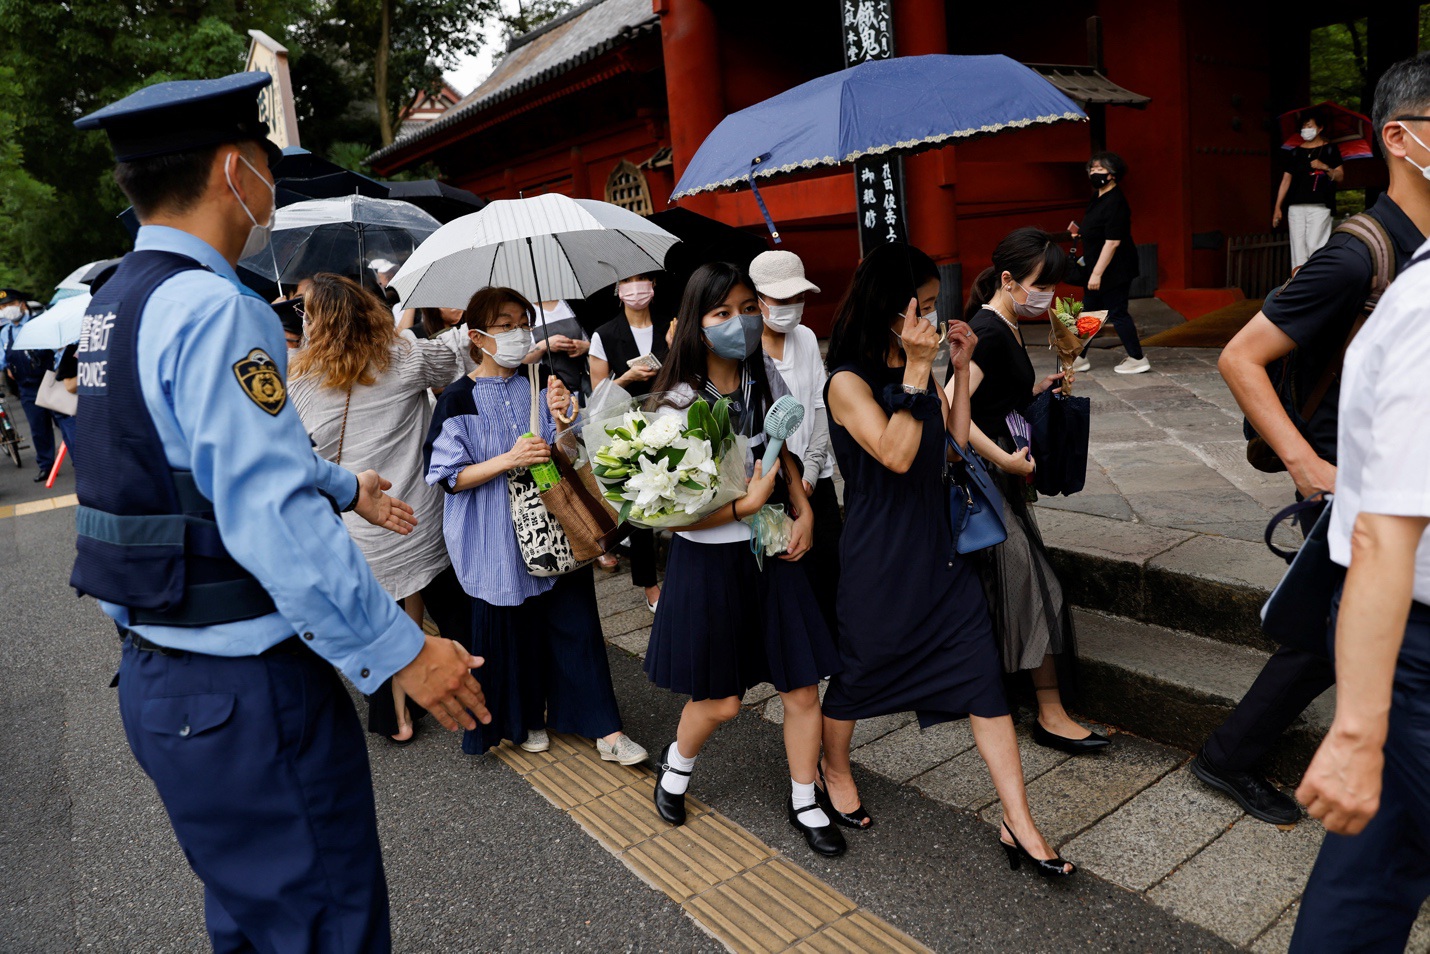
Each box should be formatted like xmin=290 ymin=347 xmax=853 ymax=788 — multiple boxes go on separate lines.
xmin=1073 ymin=607 xmax=1331 ymax=781
xmin=1037 ymin=507 xmax=1290 ymax=651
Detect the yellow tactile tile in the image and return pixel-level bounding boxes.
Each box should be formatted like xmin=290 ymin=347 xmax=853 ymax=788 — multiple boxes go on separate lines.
xmin=490 ymin=734 xmax=585 ymax=776
xmin=621 ymin=811 xmax=774 ymax=902
xmin=51 ymin=493 xmax=78 ymax=508
xmin=524 ymin=747 xmax=644 ymax=810
xmin=13 ymin=498 xmax=56 ymax=516
xmin=0 ymin=505 xmax=13 ymax=520
xmin=569 ymin=779 xmax=705 ymax=851
xmin=682 ymin=858 xmax=857 ymax=952
xmin=787 ymin=910 xmax=935 ymax=954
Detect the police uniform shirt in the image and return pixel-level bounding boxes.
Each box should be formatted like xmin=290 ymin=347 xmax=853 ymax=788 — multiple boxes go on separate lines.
xmin=1329 ymin=235 xmax=1430 ymax=604
xmin=100 ymin=225 xmax=424 ymax=693
xmin=1261 ymin=193 xmax=1425 ymax=463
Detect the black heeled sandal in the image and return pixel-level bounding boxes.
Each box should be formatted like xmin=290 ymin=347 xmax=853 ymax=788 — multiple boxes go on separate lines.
xmin=816 ymin=763 xmax=873 ymax=830
xmin=1000 ymin=821 xmax=1075 ymax=878
xmin=653 ymin=742 xmax=691 ymax=826
xmin=788 ymin=798 xmax=847 ymax=857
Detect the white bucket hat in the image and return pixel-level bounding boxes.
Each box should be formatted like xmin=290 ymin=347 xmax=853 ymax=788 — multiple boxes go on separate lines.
xmin=749 ymin=250 xmax=820 ymax=300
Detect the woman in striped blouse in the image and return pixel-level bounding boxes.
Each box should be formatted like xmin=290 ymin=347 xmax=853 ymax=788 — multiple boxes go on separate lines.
xmin=424 ymin=286 xmax=647 ymax=766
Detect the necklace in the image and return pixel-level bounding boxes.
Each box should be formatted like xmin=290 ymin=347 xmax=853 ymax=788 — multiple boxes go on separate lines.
xmin=989 ymin=304 xmax=1020 ymax=336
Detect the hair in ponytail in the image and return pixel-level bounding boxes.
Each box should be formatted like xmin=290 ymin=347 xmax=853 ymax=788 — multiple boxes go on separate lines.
xmin=964 ymin=227 xmax=1067 ymax=316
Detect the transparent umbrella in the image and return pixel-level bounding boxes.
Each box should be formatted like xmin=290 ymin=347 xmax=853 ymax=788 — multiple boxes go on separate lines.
xmin=240 ymin=195 xmax=441 ymax=292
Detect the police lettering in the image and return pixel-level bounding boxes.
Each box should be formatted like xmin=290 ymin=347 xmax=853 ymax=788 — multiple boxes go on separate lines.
xmin=77 ymin=359 xmax=107 ymax=389
xmin=78 ymin=311 xmax=117 ymax=357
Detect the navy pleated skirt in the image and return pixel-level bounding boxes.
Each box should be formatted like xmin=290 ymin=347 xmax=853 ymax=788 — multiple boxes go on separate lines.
xmin=645 ymin=536 xmax=842 ymax=701
xmin=462 ymin=567 xmax=622 ymax=754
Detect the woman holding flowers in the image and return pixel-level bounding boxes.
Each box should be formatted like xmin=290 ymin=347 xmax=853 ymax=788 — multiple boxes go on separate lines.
xmin=957 ymin=228 xmax=1107 ymax=757
xmin=642 ymin=262 xmax=846 ymax=858
xmin=423 ymin=286 xmax=647 ymax=766
xmin=821 ymin=243 xmax=1073 ymax=877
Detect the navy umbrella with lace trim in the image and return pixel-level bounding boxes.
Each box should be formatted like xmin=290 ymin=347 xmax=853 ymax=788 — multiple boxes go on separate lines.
xmin=671 ymin=54 xmax=1086 ymax=242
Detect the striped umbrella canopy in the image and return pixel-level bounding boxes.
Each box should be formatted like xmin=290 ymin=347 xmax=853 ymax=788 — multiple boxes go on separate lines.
xmin=390 ymin=194 xmax=680 ymax=311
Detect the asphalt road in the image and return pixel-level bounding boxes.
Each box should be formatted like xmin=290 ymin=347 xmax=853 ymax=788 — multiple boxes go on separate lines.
xmin=0 ymin=407 xmax=1231 ymax=952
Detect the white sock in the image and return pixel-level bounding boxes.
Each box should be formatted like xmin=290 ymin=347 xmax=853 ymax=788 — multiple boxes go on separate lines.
xmin=659 ymin=742 xmax=695 ymax=796
xmin=791 ymin=779 xmax=830 ymax=827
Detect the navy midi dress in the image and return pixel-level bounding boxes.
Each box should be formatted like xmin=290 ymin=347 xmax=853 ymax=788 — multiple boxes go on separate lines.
xmin=820 ymin=363 xmax=1009 ymax=727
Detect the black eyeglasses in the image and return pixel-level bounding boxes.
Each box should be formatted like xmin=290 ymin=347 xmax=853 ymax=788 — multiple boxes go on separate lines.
xmin=1393 ymin=116 xmax=1430 ymax=122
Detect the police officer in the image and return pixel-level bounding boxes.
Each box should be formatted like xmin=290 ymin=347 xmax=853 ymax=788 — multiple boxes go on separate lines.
xmin=72 ymin=72 xmax=490 ymax=953
xmin=0 ymin=289 xmax=57 ymax=480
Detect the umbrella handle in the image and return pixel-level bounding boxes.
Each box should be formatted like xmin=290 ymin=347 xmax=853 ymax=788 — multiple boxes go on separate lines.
xmin=746 ymin=154 xmax=782 ymax=246
xmin=525 ymin=236 xmax=547 ymax=435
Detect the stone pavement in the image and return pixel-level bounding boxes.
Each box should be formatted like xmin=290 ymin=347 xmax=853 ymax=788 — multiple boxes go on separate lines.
xmin=595 ymin=565 xmax=1430 ymax=953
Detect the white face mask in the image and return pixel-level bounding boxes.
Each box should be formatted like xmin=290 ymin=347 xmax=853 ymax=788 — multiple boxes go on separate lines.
xmin=1008 ymin=280 xmax=1054 ymax=318
xmin=474 ymin=326 xmax=534 ymax=369
xmin=761 ymin=300 xmax=804 ymax=333
xmin=0 ymin=304 xmax=22 ymax=322
xmin=225 ymin=152 xmax=277 ymax=258
xmin=1301 ymin=126 xmax=1318 ymax=141
xmin=1399 ymin=122 xmax=1430 ymax=181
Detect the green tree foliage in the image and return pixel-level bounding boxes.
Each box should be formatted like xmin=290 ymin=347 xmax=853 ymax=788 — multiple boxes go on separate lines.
xmin=500 ymin=0 xmax=576 ymax=40
xmin=1309 ymin=19 xmax=1369 ymax=113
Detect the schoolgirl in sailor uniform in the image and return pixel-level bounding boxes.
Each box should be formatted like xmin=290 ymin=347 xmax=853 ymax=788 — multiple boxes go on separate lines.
xmin=642 ymin=263 xmax=846 ymax=857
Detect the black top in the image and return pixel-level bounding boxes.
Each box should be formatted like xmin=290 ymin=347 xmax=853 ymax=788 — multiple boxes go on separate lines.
xmin=56 ymin=343 xmax=79 ymax=379
xmin=593 ymin=312 xmax=671 ymax=399
xmin=967 ymin=307 xmax=1035 ymax=444
xmin=1262 ymin=193 xmax=1425 ymax=461
xmin=1282 ymin=143 xmax=1343 ymax=209
xmin=1081 ymin=186 xmax=1140 ymax=288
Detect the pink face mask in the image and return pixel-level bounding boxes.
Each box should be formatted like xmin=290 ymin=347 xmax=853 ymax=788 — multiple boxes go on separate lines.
xmin=617 ymin=280 xmax=655 ymax=310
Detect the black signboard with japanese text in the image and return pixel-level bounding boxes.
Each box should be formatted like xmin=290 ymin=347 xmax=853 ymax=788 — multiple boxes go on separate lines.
xmin=842 ymin=0 xmax=907 ymax=254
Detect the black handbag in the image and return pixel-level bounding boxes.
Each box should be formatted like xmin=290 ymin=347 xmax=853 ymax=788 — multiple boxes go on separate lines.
xmin=1260 ymin=496 xmax=1340 ymax=658
xmin=1027 ymin=389 xmax=1090 ymax=497
xmin=1063 ymin=245 xmax=1089 ymax=287
xmin=945 ymin=437 xmax=1007 ymax=555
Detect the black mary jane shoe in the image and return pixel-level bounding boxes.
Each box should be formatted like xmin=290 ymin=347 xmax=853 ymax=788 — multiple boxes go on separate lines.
xmin=653 ymin=742 xmax=690 ymax=826
xmin=1031 ymin=720 xmax=1111 ymax=755
xmin=815 ymin=764 xmax=873 ymax=830
xmin=788 ymin=799 xmax=847 ymax=857
xmin=1000 ymin=822 xmax=1075 ymax=878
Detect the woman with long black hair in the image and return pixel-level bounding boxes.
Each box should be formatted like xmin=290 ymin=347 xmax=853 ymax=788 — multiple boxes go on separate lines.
xmin=643 ymin=263 xmax=846 ymax=858
xmin=957 ymin=228 xmax=1107 ymax=757
xmin=819 ymin=243 xmax=1072 ymax=877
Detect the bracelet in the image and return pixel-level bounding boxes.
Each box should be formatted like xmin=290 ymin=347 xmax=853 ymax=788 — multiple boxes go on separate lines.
xmin=882 ymin=383 xmax=941 ymax=421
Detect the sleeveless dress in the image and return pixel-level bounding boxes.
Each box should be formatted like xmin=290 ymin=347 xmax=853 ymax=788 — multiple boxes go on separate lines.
xmin=821 ymin=363 xmax=1008 ymax=727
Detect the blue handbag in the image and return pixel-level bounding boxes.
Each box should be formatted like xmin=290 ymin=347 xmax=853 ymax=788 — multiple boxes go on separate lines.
xmin=946 ymin=437 xmax=1008 ymax=555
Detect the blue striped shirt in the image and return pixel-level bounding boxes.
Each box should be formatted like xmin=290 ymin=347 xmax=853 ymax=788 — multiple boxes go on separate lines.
xmin=425 ymin=373 xmax=558 ymax=606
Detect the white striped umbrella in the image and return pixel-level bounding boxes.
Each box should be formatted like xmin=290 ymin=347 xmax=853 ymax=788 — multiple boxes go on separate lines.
xmin=389 ymin=194 xmax=680 ymax=311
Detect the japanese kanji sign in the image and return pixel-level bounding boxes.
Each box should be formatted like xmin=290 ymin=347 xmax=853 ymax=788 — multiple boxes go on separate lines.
xmin=842 ymin=0 xmax=906 ymax=253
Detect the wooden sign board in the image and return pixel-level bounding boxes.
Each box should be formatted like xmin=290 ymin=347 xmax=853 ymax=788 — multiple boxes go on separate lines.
xmin=245 ymin=30 xmax=300 ymax=148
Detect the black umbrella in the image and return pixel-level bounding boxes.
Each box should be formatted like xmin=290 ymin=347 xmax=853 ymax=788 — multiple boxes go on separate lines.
xmin=270 ymin=146 xmax=348 ymax=180
xmin=386 ymin=180 xmax=486 ymax=223
xmin=78 ymin=258 xmax=124 ymax=285
xmin=278 ymin=171 xmax=390 ymax=205
xmin=648 ymin=207 xmax=768 ymax=274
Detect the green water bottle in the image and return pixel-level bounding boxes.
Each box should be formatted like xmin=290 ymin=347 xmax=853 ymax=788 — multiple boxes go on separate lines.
xmin=525 ymin=432 xmax=562 ymax=492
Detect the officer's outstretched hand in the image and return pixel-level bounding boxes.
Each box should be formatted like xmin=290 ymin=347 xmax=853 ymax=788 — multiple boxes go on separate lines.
xmin=393 ymin=636 xmax=491 ymax=731
xmin=354 ymin=469 xmax=418 ymax=535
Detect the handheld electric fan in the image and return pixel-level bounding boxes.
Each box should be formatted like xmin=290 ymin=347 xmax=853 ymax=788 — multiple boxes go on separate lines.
xmin=760 ymin=396 xmax=806 ymax=474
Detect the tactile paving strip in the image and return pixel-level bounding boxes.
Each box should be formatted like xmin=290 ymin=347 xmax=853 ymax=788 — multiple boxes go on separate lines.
xmin=0 ymin=493 xmax=78 ymax=521
xmin=494 ymin=732 xmax=932 ymax=953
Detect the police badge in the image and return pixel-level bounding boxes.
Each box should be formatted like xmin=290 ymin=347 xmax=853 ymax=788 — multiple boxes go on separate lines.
xmin=232 ymin=348 xmax=286 ymax=415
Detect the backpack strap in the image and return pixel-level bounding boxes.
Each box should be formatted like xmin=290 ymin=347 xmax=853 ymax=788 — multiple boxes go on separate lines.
xmin=1294 ymin=212 xmax=1398 ymax=422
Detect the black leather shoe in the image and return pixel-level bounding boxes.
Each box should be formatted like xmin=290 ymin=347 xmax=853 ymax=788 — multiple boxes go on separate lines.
xmin=788 ymin=799 xmax=847 ymax=857
xmin=1190 ymin=751 xmax=1301 ymax=825
xmin=1031 ymin=720 xmax=1111 ymax=755
xmin=33 ymin=471 xmax=47 ymax=482
xmin=652 ymin=742 xmax=689 ymax=826
xmin=816 ymin=764 xmax=873 ymax=829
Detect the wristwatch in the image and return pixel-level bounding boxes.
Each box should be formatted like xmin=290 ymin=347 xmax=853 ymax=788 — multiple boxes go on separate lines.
xmin=901 ymin=384 xmax=930 ymax=396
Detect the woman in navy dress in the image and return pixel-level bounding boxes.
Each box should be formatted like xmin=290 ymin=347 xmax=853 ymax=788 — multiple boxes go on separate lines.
xmin=643 ymin=263 xmax=846 ymax=857
xmin=819 ymin=244 xmax=1072 ymax=877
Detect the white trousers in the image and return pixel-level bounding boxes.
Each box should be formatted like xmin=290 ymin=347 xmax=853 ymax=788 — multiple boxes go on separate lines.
xmin=1288 ymin=204 xmax=1333 ymax=269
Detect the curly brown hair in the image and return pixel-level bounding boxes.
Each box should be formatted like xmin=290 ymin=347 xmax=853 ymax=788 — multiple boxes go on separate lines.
xmin=289 ymin=273 xmax=402 ymax=390
xmin=463 ymin=286 xmax=535 ymax=365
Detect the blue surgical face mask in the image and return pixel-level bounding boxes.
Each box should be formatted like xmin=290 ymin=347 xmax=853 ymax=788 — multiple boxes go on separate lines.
xmin=704 ymin=311 xmax=763 ymax=360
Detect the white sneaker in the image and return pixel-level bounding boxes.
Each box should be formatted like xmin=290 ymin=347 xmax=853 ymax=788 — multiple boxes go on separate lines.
xmin=520 ymin=728 xmax=550 ymax=753
xmin=1114 ymin=356 xmax=1152 ymax=375
xmin=1070 ymin=355 xmax=1091 ymax=373
xmin=597 ymin=734 xmax=649 ymax=766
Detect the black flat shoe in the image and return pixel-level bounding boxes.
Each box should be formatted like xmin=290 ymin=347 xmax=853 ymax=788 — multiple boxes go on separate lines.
xmin=1031 ymin=720 xmax=1111 ymax=755
xmin=816 ymin=764 xmax=873 ymax=830
xmin=788 ymin=798 xmax=847 ymax=857
xmin=653 ymin=742 xmax=690 ymax=826
xmin=1190 ymin=751 xmax=1301 ymax=825
xmin=1000 ymin=822 xmax=1074 ymax=878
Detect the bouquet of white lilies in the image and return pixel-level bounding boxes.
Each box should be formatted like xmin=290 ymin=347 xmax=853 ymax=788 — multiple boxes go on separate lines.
xmin=582 ymin=384 xmax=749 ymax=530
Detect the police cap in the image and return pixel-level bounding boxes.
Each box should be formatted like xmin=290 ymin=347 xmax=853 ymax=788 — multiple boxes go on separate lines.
xmin=74 ymin=72 xmax=282 ymax=168
xmin=0 ymin=288 xmax=31 ymax=306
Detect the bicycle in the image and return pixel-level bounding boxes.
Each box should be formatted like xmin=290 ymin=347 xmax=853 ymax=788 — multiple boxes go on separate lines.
xmin=0 ymin=392 xmax=24 ymax=468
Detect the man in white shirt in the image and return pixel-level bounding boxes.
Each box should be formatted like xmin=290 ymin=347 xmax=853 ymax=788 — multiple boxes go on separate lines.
xmin=1290 ymin=216 xmax=1430 ymax=949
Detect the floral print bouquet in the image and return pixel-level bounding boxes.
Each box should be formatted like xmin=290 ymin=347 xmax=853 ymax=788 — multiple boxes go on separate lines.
xmin=581 ymin=384 xmax=750 ymax=530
